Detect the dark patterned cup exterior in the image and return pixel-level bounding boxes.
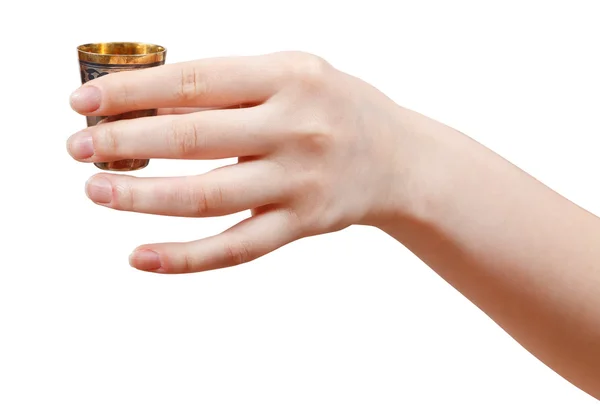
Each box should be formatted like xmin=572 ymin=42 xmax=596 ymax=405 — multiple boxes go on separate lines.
xmin=77 ymin=43 xmax=166 ymax=171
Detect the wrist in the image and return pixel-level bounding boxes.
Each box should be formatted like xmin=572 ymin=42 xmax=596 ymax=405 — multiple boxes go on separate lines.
xmin=366 ymin=105 xmax=480 ymax=233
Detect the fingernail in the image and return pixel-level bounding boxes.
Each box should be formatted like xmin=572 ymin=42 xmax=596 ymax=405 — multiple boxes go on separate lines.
xmin=69 ymin=133 xmax=94 ymax=159
xmin=129 ymin=249 xmax=162 ymax=271
xmin=70 ymin=85 xmax=101 ymax=113
xmin=86 ymin=177 xmax=112 ymax=204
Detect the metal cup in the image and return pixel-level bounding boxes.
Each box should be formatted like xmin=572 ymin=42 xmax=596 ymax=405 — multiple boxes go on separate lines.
xmin=77 ymin=42 xmax=167 ymax=171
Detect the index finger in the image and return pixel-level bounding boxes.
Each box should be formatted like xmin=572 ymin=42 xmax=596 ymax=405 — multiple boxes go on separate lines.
xmin=70 ymin=53 xmax=288 ymax=116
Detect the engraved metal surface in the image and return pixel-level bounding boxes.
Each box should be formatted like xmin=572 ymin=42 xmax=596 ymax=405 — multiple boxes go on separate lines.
xmin=77 ymin=42 xmax=166 ymax=171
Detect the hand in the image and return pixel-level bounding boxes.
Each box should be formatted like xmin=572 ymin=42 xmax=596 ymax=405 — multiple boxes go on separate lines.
xmin=67 ymin=52 xmax=406 ymax=274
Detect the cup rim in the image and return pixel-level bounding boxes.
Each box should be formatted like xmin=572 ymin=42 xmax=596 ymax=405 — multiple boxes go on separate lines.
xmin=77 ymin=42 xmax=166 ymax=65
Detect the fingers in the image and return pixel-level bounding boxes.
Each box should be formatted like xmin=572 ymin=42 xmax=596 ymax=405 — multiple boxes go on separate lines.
xmin=85 ymin=160 xmax=288 ymax=217
xmin=67 ymin=106 xmax=276 ymax=161
xmin=129 ymin=208 xmax=301 ymax=273
xmin=70 ymin=54 xmax=287 ymax=116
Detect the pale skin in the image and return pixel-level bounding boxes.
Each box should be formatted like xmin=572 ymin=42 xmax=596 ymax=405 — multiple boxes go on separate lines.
xmin=67 ymin=51 xmax=600 ymax=399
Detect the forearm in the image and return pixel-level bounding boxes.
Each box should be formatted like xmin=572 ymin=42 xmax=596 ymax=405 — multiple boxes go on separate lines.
xmin=380 ymin=107 xmax=600 ymax=399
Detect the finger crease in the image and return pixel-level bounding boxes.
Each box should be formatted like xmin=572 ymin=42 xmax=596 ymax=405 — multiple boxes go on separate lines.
xmin=180 ymin=68 xmax=185 ymax=101
xmin=182 ymin=253 xmax=193 ymax=273
xmin=193 ymin=68 xmax=199 ymax=96
xmin=196 ymin=189 xmax=210 ymax=216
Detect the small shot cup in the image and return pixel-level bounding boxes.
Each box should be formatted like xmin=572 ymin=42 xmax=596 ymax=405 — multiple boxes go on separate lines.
xmin=77 ymin=42 xmax=167 ymax=171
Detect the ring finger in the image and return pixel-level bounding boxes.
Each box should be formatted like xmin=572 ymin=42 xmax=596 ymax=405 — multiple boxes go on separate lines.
xmin=85 ymin=159 xmax=289 ymax=217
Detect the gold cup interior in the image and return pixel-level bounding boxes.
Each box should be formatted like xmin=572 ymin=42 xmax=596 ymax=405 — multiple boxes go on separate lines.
xmin=77 ymin=42 xmax=166 ymax=65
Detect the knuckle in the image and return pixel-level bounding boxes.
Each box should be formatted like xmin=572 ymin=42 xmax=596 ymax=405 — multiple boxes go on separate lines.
xmin=223 ymin=239 xmax=254 ymax=266
xmin=159 ymin=250 xmax=195 ymax=274
xmin=296 ymin=173 xmax=326 ymax=212
xmin=167 ymin=118 xmax=202 ymax=157
xmin=177 ymin=65 xmax=209 ymax=103
xmin=193 ymin=184 xmax=224 ymax=216
xmin=112 ymin=179 xmax=135 ymax=211
xmin=292 ymin=119 xmax=334 ymax=155
xmin=116 ymin=79 xmax=136 ymax=108
xmin=305 ymin=132 xmax=333 ymax=154
xmin=285 ymin=173 xmax=330 ymax=232
xmin=282 ymin=207 xmax=304 ymax=235
xmin=94 ymin=125 xmax=119 ymax=156
xmin=281 ymin=52 xmax=331 ymax=83
xmin=196 ymin=189 xmax=210 ymax=216
xmin=180 ymin=252 xmax=195 ymax=273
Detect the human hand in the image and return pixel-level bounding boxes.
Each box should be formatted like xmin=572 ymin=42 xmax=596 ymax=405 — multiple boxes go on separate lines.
xmin=67 ymin=52 xmax=408 ymax=274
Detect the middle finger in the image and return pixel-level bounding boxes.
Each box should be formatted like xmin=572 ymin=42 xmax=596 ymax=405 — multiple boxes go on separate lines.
xmin=67 ymin=106 xmax=276 ymax=162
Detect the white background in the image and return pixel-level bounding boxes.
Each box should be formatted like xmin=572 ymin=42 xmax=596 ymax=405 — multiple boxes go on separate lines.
xmin=1 ymin=0 xmax=599 ymax=412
